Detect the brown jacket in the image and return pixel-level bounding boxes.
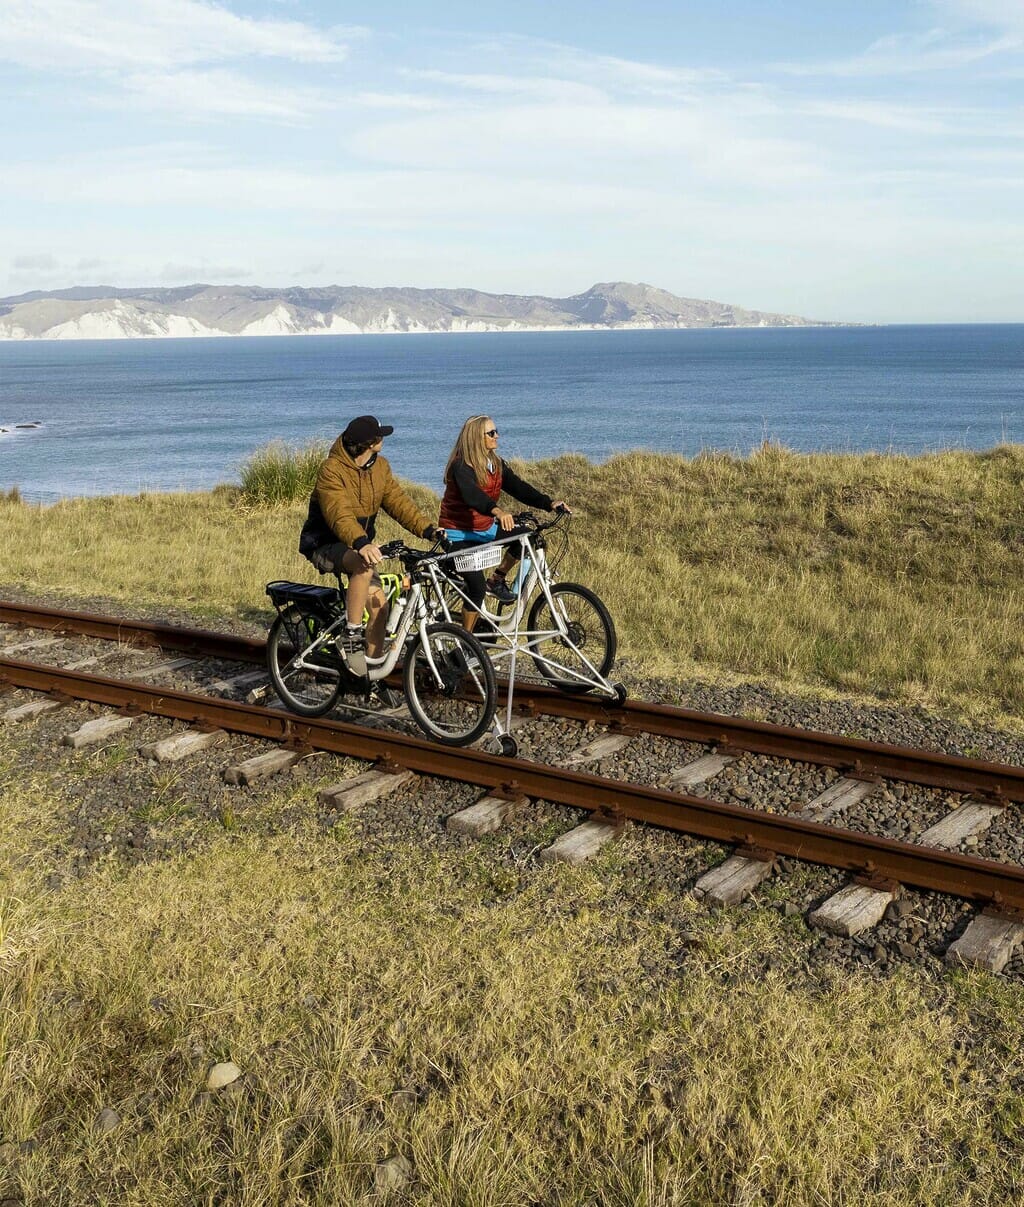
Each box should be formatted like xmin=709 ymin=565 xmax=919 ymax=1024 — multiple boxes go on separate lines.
xmin=300 ymin=436 xmax=432 ymax=554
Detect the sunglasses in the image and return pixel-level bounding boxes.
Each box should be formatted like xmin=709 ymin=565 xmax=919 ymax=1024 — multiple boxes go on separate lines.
xmin=484 ymin=428 xmax=499 ymax=437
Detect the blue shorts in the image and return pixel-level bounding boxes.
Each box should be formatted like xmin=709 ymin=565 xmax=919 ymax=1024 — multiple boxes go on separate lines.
xmin=443 ymin=522 xmax=499 ymax=543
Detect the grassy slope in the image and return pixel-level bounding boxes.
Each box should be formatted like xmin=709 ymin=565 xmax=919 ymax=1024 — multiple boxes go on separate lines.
xmin=3 ymin=445 xmax=1024 ymax=1202
xmin=3 ymin=443 xmax=1024 ymax=715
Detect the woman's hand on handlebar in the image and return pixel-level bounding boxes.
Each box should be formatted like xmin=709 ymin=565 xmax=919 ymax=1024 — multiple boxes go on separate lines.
xmin=359 ymin=543 xmax=385 ymax=566
xmin=551 ymin=500 xmax=571 ymax=514
xmin=424 ymin=525 xmax=450 ymax=550
xmin=493 ymin=507 xmax=515 ymax=532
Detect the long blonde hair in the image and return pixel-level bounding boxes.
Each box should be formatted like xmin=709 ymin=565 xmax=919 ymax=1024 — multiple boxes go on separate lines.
xmin=444 ymin=414 xmax=501 ymax=488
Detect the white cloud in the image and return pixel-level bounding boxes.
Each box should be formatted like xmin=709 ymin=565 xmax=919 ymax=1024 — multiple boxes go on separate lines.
xmin=778 ymin=26 xmax=1020 ymax=77
xmin=791 ymin=98 xmax=969 ymax=134
xmin=158 ymin=261 xmax=252 ymax=282
xmin=350 ymin=91 xmax=451 ymax=111
xmin=937 ymin=0 xmax=1024 ymax=34
xmin=3 ymin=154 xmax=663 ymax=223
xmin=495 ymin=37 xmax=729 ymax=96
xmin=121 ymin=68 xmax=331 ymax=121
xmin=345 ymin=102 xmax=821 ymax=190
xmin=403 ymin=69 xmax=607 ymax=105
xmin=0 ymin=0 xmax=352 ymax=70
xmin=11 ymin=253 xmax=59 ymax=271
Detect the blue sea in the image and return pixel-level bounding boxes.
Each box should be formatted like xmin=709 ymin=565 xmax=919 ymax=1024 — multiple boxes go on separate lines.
xmin=0 ymin=325 xmax=1022 ymax=503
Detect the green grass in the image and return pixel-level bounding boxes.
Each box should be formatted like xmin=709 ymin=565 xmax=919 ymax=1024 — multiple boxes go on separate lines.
xmin=238 ymin=440 xmax=329 ymax=509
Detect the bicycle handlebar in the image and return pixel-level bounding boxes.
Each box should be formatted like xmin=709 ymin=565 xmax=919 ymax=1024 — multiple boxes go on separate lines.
xmin=513 ymin=509 xmax=569 ymax=535
xmin=375 ymin=510 xmax=567 ymax=574
xmin=376 ymin=539 xmax=447 ymax=570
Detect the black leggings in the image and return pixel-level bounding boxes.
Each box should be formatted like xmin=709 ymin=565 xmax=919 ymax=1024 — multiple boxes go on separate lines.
xmin=449 ymin=529 xmax=525 ymax=613
xmin=450 ymin=539 xmax=488 ymax=612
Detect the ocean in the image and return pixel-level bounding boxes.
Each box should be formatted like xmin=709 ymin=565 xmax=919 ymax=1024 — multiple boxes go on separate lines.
xmin=1 ymin=324 xmax=1022 ymax=503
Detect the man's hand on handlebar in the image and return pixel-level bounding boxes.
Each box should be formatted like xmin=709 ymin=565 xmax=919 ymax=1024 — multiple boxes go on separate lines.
xmin=358 ymin=542 xmax=385 ymax=567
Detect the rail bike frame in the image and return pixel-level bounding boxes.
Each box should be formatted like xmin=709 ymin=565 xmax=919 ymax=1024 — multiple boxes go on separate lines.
xmin=421 ymin=525 xmax=619 ymax=735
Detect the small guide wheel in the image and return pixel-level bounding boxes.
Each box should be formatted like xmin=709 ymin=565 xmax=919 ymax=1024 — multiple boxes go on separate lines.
xmin=498 ymin=734 xmax=520 ymax=759
xmin=610 ymin=682 xmax=628 ymax=707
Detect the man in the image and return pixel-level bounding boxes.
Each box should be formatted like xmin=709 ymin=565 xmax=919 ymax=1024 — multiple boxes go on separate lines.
xmin=299 ymin=414 xmax=441 ymax=675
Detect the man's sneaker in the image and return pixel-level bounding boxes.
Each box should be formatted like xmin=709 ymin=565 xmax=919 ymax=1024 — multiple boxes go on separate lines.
xmin=340 ymin=625 xmax=368 ymax=678
xmin=485 ymin=574 xmax=516 ymax=604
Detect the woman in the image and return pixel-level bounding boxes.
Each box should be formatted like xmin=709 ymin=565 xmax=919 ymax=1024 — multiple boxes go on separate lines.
xmin=439 ymin=415 xmax=570 ymax=631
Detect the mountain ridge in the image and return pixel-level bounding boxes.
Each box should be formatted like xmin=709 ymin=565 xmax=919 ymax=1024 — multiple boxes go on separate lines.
xmin=0 ymin=281 xmax=843 ymax=340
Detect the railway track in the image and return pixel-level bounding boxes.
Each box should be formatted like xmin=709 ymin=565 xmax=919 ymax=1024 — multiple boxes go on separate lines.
xmin=3 ymin=598 xmax=1024 ymax=974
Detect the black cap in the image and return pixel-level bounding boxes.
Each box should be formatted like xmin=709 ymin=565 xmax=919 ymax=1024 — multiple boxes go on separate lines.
xmin=342 ymin=414 xmax=394 ymax=444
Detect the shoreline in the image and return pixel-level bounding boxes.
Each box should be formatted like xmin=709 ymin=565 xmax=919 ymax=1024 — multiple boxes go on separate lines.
xmin=0 ymin=321 xmax=861 ymax=344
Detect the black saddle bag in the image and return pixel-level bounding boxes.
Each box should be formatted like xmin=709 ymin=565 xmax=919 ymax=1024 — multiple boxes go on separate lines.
xmin=265 ymin=580 xmax=342 ymax=619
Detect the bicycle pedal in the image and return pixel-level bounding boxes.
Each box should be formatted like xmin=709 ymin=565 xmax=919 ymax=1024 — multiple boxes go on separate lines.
xmin=367 ymin=683 xmax=400 ymax=709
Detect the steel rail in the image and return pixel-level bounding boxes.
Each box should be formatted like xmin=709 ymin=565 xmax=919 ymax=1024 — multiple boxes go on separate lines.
xmin=513 ymin=692 xmax=1024 ymax=803
xmin=0 ymin=600 xmax=265 ymax=662
xmin=4 ymin=599 xmax=1024 ymax=803
xmin=4 ymin=652 xmax=1024 ymax=911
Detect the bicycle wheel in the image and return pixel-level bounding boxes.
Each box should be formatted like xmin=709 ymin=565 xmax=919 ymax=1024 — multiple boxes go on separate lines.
xmin=403 ymin=622 xmax=497 ymax=746
xmin=266 ymin=605 xmax=344 ymax=717
xmin=527 ymin=582 xmax=617 ymax=693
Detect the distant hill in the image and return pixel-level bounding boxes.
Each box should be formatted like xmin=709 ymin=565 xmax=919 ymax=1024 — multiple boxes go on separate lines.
xmin=0 ymin=281 xmax=840 ymax=340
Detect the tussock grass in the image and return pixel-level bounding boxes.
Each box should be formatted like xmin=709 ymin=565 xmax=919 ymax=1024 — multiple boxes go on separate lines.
xmin=2 ymin=761 xmax=1023 ymax=1204
xmin=513 ymin=442 xmax=1024 ymax=716
xmin=3 ymin=441 xmax=1023 ymax=716
xmin=238 ymin=440 xmax=329 ymax=509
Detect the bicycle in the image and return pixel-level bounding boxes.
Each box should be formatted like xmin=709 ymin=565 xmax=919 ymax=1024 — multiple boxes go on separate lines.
xmin=421 ymin=510 xmax=626 ymax=750
xmin=264 ymin=539 xmax=497 ymax=747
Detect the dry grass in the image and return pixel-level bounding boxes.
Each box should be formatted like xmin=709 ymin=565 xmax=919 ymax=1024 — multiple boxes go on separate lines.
xmin=516 ymin=443 xmax=1024 ymax=716
xmin=3 ymin=443 xmax=1024 ymax=718
xmin=4 ymin=447 xmax=1024 ymax=1201
xmin=2 ymin=753 xmax=1023 ymax=1205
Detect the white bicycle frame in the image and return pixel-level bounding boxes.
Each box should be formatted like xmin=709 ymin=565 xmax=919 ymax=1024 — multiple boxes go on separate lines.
xmin=423 ymin=527 xmax=618 ymax=735
xmin=282 ymin=576 xmax=483 ymax=701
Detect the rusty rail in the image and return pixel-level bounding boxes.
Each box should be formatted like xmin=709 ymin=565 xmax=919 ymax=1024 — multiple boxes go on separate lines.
xmin=4 ymin=651 xmax=1024 ymax=911
xmin=3 ymin=599 xmax=1023 ymax=802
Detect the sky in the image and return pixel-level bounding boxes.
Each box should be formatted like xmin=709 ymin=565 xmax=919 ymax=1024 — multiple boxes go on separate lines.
xmin=2 ymin=0 xmax=1023 ymax=322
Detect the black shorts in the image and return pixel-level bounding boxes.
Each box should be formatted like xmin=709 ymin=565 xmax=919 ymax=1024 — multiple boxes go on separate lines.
xmin=308 ymin=542 xmax=383 ymax=591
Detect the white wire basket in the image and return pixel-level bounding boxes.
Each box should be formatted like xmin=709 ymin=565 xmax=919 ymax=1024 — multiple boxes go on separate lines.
xmin=451 ymin=543 xmax=504 ymax=572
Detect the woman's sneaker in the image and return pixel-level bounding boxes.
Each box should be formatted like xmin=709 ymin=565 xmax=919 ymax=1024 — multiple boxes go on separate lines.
xmin=485 ymin=574 xmax=516 ymax=604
